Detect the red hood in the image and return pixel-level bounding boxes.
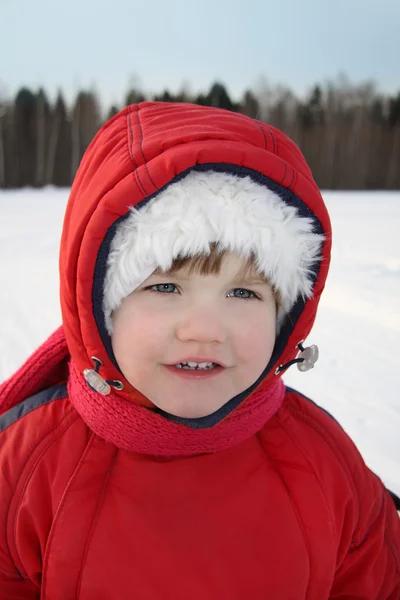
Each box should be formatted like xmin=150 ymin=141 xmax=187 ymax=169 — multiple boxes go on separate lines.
xmin=59 ymin=102 xmax=331 ymax=414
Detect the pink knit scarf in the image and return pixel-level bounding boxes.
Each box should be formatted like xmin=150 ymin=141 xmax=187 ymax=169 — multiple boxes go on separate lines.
xmin=68 ymin=361 xmax=285 ymax=457
xmin=0 ymin=327 xmax=285 ymax=457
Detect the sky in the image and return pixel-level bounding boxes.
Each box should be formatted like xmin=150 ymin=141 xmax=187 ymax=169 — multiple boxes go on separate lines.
xmin=1 ymin=0 xmax=399 ymax=110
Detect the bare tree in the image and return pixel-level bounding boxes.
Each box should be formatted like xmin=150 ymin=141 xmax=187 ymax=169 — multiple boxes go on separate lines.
xmin=45 ymin=92 xmax=64 ymax=184
xmin=70 ymin=94 xmax=81 ymax=180
xmin=1 ymin=78 xmax=400 ymax=190
xmin=0 ymin=104 xmax=5 ymax=188
xmin=35 ymin=89 xmax=47 ymax=186
xmin=71 ymin=90 xmax=101 ymax=180
xmin=386 ymin=125 xmax=400 ymax=188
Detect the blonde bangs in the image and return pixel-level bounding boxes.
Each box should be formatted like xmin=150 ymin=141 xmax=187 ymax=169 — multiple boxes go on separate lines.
xmin=154 ymin=244 xmax=281 ymax=307
xmin=154 ymin=244 xmax=253 ymax=277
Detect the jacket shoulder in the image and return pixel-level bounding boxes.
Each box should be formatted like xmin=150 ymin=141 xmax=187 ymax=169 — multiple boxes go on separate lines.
xmin=281 ymin=386 xmax=361 ymax=473
xmin=0 ymin=381 xmax=80 ymax=450
xmin=276 ymin=386 xmax=383 ymax=511
xmin=263 ymin=387 xmax=400 ymax=570
xmin=1 ymin=383 xmax=69 ymax=430
xmin=274 ymin=387 xmax=400 ymax=594
xmin=0 ymin=384 xmax=80 ymax=459
xmin=0 ymin=384 xmax=91 ymax=581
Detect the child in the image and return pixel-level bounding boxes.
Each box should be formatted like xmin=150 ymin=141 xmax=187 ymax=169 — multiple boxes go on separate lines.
xmin=0 ymin=102 xmax=399 ymax=599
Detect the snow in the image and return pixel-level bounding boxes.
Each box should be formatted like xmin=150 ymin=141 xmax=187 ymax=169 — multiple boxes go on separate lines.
xmin=0 ymin=188 xmax=399 ymax=494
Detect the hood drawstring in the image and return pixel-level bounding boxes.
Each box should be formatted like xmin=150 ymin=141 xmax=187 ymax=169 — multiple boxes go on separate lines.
xmin=83 ymin=357 xmax=124 ymax=396
xmin=70 ymin=360 xmax=286 ymax=456
xmin=84 ymin=344 xmax=319 ymax=395
xmin=274 ymin=342 xmax=319 ymax=375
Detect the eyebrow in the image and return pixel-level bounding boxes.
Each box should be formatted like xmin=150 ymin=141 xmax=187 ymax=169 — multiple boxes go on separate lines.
xmin=151 ymin=271 xmax=190 ymax=280
xmin=151 ymin=269 xmax=268 ymax=285
xmin=239 ymin=276 xmax=269 ymax=285
xmin=152 ymin=271 xmax=269 ymax=286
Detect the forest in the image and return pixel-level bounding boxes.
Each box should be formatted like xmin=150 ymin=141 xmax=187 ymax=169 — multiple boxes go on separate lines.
xmin=0 ymin=76 xmax=399 ymax=189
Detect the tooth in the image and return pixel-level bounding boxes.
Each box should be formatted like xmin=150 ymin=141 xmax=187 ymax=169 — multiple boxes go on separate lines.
xmin=172 ymin=361 xmax=218 ymax=371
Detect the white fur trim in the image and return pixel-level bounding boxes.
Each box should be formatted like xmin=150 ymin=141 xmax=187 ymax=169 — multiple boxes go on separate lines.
xmin=103 ymin=171 xmax=324 ymax=333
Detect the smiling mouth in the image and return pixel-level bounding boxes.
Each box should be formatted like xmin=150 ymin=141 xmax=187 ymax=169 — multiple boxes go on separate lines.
xmin=164 ymin=363 xmax=225 ymax=379
xmin=174 ymin=361 xmax=219 ymax=371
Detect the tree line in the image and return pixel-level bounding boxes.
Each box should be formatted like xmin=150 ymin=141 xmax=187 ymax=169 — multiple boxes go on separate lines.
xmin=0 ymin=76 xmax=399 ymax=190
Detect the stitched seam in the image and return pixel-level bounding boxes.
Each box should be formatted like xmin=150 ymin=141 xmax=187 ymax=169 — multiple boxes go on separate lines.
xmin=266 ymin=125 xmax=276 ymax=153
xmin=275 ymin=409 xmax=338 ymax=543
xmin=288 ymin=166 xmax=295 ymax=190
xmin=286 ymin=401 xmax=390 ymax=553
xmin=294 ymin=169 xmax=299 ymax=190
xmin=349 ymin=492 xmax=400 ymax=579
xmin=41 ymin=431 xmax=96 ymax=599
xmin=348 ymin=485 xmax=400 ymax=581
xmin=256 ymin=433 xmax=312 ymax=598
xmin=286 ymin=403 xmax=359 ymax=527
xmin=3 ymin=404 xmax=74 ymax=578
xmin=128 ymin=109 xmax=147 ymax=197
xmin=11 ymin=411 xmax=78 ymax=576
xmin=76 ymin=448 xmax=118 ymax=599
xmin=137 ymin=105 xmax=157 ymax=191
xmin=267 ymin=125 xmax=276 ymax=153
xmin=126 ymin=108 xmax=147 ymax=197
xmin=8 ymin=410 xmax=78 ymax=578
xmin=281 ymin=161 xmax=287 ymax=185
xmin=257 ymin=122 xmax=267 ymax=150
xmin=275 ymin=139 xmax=288 ymax=185
xmin=349 ymin=489 xmax=383 ymax=549
xmin=386 ymin=535 xmax=400 ymax=576
xmin=126 ymin=108 xmax=139 ymax=171
xmin=0 ymin=564 xmax=21 ymax=576
xmin=384 ymin=494 xmax=400 ymax=574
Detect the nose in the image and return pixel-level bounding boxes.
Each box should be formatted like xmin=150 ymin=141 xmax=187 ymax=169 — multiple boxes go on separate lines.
xmin=175 ymin=305 xmax=226 ymax=344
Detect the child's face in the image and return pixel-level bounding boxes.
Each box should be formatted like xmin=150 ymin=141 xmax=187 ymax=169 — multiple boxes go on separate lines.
xmin=111 ymin=253 xmax=276 ymax=418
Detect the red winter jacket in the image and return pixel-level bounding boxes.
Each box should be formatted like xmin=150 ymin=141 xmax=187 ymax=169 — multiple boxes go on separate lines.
xmin=1 ymin=103 xmax=399 ymax=599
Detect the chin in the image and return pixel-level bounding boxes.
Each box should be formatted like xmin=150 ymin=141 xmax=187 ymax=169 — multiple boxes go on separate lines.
xmin=160 ymin=401 xmax=226 ymax=419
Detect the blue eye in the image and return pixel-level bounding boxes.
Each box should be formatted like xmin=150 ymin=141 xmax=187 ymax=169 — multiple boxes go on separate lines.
xmin=151 ymin=284 xmax=178 ymax=294
xmin=228 ymin=288 xmax=257 ymax=300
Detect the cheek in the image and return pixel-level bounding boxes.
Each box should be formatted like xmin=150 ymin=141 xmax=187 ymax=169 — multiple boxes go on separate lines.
xmin=111 ymin=303 xmax=171 ymax=366
xmin=233 ymin=304 xmax=276 ymax=361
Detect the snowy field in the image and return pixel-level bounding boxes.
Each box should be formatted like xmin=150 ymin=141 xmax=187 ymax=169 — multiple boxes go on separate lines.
xmin=0 ymin=188 xmax=399 ymax=494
